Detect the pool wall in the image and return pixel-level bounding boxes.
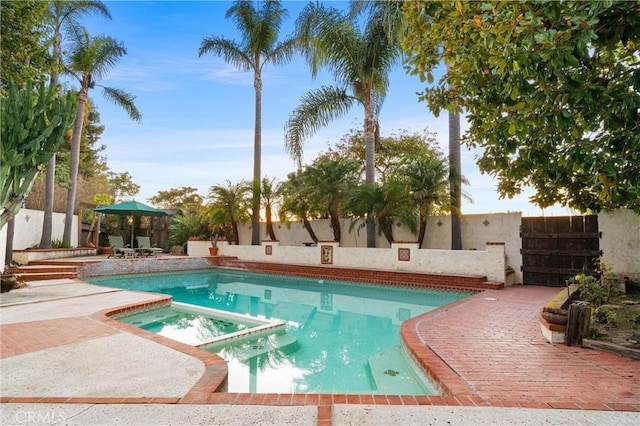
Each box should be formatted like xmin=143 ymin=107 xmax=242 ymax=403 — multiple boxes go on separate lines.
xmin=71 ymin=257 xmax=502 ymax=293
xmin=76 ymin=256 xmax=217 ymax=278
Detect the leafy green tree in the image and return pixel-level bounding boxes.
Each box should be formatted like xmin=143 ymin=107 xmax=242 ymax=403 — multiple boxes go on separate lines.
xmin=0 ymin=1 xmax=50 ymax=87
xmin=326 ymin=128 xmax=442 ymax=182
xmin=40 ymin=0 xmax=112 ymax=249
xmin=206 ymin=180 xmax=252 ymax=245
xmin=304 ymin=157 xmax=361 ymax=242
xmin=403 ymin=0 xmax=640 ymax=213
xmin=279 ymin=170 xmax=321 ymax=244
xmin=62 ymin=29 xmax=141 ymax=245
xmin=199 ymin=0 xmax=298 ymax=246
xmin=148 ymin=186 xmax=203 ymax=215
xmin=56 ymin=102 xmax=107 ymax=182
xmin=108 ymin=172 xmax=140 ymax=202
xmin=1 ymin=81 xmax=77 ymax=229
xmin=261 ymin=177 xmax=282 ymax=241
xmin=285 ymin=2 xmax=401 ymax=247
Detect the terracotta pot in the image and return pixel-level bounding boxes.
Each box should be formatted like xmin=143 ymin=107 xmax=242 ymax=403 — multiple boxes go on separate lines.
xmin=99 ymin=246 xmax=112 ymax=255
xmin=209 ymin=247 xmax=219 ymax=256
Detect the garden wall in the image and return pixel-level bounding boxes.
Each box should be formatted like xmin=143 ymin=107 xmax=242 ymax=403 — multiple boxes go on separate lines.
xmin=231 ymin=212 xmax=523 ymax=283
xmin=0 ymin=208 xmax=78 ymax=266
xmin=188 ymin=240 xmax=507 ymax=284
xmin=599 ymin=209 xmax=640 ymax=282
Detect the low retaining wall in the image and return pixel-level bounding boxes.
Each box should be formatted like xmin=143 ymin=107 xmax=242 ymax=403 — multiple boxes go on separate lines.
xmin=76 ymin=256 xmax=217 ymax=278
xmin=13 ymin=247 xmax=97 ymax=264
xmin=188 ymin=240 xmax=507 ymax=284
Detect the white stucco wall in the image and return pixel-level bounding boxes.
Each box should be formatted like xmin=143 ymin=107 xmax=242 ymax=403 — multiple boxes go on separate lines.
xmin=599 ymin=209 xmax=640 ymax=281
xmin=0 ymin=209 xmax=78 ymax=264
xmin=207 ymin=240 xmax=506 ymax=283
xmin=233 ymin=212 xmax=524 ymax=283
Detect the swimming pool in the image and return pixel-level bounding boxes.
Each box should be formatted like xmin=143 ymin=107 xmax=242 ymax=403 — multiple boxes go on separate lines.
xmin=88 ymin=269 xmax=469 ymax=395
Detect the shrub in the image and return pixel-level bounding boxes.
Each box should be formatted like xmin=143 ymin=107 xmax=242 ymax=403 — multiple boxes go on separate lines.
xmin=51 ymin=239 xmax=70 ymax=249
xmin=568 ymin=262 xmax=622 ymax=308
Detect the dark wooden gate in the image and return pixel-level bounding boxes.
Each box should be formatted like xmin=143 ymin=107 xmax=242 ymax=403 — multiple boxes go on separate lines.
xmin=520 ymin=216 xmax=601 ymax=286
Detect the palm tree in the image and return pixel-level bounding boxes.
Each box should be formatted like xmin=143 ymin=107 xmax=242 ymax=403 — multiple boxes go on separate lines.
xmin=401 ymin=155 xmax=449 ymax=249
xmin=285 ymin=2 xmax=401 ymax=247
xmin=40 ymin=0 xmax=111 ymax=249
xmin=305 ymin=157 xmax=360 ymax=242
xmin=279 ymin=170 xmax=321 ymax=244
xmin=261 ymin=177 xmax=281 ymax=241
xmin=199 ymin=0 xmax=297 ymax=246
xmin=62 ymin=28 xmax=141 ymax=245
xmin=449 ymin=111 xmax=462 ymax=250
xmin=346 ymin=180 xmax=414 ymax=246
xmin=356 ymin=1 xmax=464 ymax=250
xmin=207 ymin=180 xmax=252 ymax=245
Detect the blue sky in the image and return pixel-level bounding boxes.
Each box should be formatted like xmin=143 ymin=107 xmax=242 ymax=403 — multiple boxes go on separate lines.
xmin=79 ymin=1 xmax=573 ymax=216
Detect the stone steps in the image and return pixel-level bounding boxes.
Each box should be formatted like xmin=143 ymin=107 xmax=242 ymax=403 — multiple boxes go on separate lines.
xmin=10 ymin=265 xmax=78 ymax=282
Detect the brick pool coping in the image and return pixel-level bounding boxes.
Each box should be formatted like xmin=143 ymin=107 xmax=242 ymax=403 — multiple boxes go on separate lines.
xmin=2 ymin=262 xmax=639 ymax=416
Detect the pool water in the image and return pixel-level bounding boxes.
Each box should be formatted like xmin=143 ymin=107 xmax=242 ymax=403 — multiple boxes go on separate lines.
xmin=120 ymin=307 xmax=248 ymax=345
xmin=88 ymin=270 xmax=469 ymax=395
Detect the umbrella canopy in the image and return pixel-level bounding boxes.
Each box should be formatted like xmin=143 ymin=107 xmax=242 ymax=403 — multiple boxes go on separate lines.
xmin=94 ymin=201 xmax=168 ymax=247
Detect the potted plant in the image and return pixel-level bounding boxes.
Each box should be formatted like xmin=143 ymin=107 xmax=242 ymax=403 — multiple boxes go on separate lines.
xmin=98 ymin=233 xmax=111 ymax=255
xmin=1 ymin=266 xmax=17 ymax=293
xmin=209 ymin=234 xmax=219 ymax=256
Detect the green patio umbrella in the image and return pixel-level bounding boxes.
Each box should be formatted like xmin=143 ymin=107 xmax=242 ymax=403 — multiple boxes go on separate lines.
xmin=94 ymin=200 xmax=168 ymax=247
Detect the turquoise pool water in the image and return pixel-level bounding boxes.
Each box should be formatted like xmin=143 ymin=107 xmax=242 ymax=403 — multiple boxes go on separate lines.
xmin=119 ymin=306 xmax=250 ymax=346
xmin=88 ymin=270 xmax=469 ymax=394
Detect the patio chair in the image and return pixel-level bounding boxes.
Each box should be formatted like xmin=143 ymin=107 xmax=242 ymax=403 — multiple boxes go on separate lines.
xmin=136 ymin=236 xmax=163 ymax=256
xmin=108 ymin=235 xmax=136 ymax=259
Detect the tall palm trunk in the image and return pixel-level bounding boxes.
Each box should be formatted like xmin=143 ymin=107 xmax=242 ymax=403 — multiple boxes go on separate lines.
xmin=364 ymin=97 xmax=376 ymax=248
xmin=329 ymin=203 xmax=342 ymax=242
xmin=230 ymin=211 xmax=240 ymax=246
xmin=40 ymin=153 xmax=57 ymax=249
xmin=302 ymin=215 xmax=318 ymax=244
xmin=378 ymin=214 xmax=394 ymax=245
xmin=63 ymin=88 xmax=88 ymax=245
xmin=265 ymin=203 xmax=276 ymax=240
xmin=251 ymin=66 xmax=262 ymax=245
xmin=40 ymin=31 xmax=63 ymax=249
xmin=449 ymin=111 xmax=462 ymax=250
xmin=418 ymin=209 xmax=428 ymax=249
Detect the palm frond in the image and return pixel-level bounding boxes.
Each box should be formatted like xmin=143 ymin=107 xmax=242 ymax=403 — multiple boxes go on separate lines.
xmin=101 ymin=86 xmax=142 ymax=122
xmin=264 ymin=37 xmax=299 ymax=68
xmin=284 ymin=86 xmax=356 ymax=166
xmin=91 ymin=36 xmax=126 ymax=79
xmin=199 ymin=37 xmax=253 ymax=71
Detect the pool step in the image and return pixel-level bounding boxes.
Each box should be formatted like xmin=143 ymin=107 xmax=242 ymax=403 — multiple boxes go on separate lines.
xmin=10 ymin=265 xmax=78 ymax=282
xmin=368 ymin=344 xmax=431 ymax=395
xmin=212 ymin=332 xmax=298 ymax=362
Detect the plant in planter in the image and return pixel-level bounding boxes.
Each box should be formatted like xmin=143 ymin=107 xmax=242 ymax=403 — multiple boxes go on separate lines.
xmin=1 ymin=266 xmax=17 ymax=293
xmin=97 ymin=233 xmax=111 ymax=255
xmin=209 ymin=233 xmax=220 ymax=256
xmin=540 ymin=306 xmax=568 ymax=325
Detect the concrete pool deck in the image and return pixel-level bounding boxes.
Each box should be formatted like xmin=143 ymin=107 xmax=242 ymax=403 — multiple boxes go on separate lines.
xmin=1 ymin=276 xmax=639 ymax=425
